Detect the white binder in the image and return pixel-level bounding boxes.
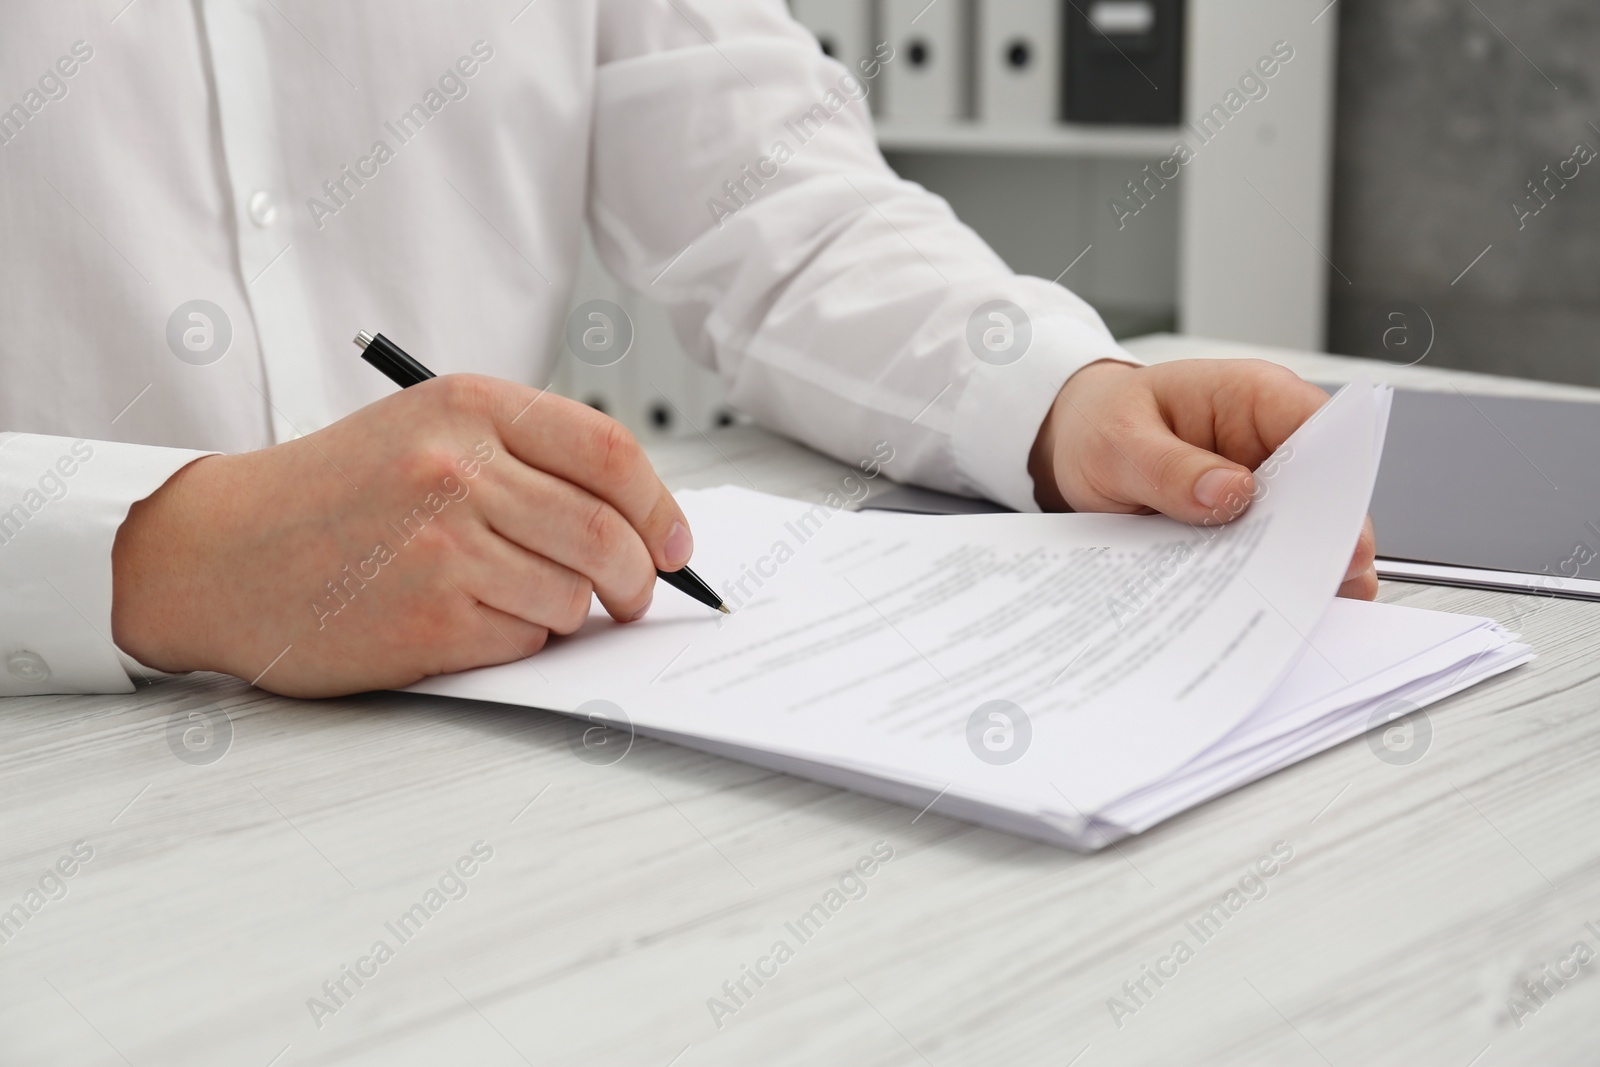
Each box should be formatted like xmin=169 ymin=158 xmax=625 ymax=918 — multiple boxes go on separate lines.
xmin=559 ymin=231 xmax=736 ymax=442
xmin=976 ymin=0 xmax=1062 ymax=126
xmin=881 ymin=0 xmax=970 ymax=122
xmin=788 ymin=0 xmax=874 ymax=79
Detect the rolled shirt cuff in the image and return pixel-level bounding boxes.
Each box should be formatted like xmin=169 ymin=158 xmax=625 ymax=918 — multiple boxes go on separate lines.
xmin=0 ymin=433 xmax=215 ymax=695
xmin=950 ymin=314 xmax=1142 ymax=513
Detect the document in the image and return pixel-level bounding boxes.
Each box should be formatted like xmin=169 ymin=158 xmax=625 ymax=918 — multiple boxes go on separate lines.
xmin=411 ymin=383 xmax=1532 ymax=849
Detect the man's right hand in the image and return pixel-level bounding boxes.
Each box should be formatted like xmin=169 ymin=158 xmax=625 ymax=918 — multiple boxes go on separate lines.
xmin=110 ymin=375 xmax=695 ymax=698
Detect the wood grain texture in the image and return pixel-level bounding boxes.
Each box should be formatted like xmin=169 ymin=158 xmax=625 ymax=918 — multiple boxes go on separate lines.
xmin=2 ymin=338 xmax=1597 ymax=1066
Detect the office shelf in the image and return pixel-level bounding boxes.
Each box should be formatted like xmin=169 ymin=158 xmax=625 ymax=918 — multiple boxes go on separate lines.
xmin=875 ymin=121 xmax=1184 ymax=158
xmin=870 ymin=0 xmax=1340 ymax=352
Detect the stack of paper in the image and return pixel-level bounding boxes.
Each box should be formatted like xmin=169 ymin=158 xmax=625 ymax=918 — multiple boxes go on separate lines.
xmin=412 ymin=384 xmax=1532 ymax=849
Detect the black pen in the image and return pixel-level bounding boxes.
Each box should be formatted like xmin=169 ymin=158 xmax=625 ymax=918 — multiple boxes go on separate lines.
xmin=354 ymin=330 xmax=729 ymax=615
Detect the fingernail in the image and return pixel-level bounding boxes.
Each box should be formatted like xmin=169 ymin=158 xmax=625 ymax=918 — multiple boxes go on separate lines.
xmin=664 ymin=521 xmax=693 ymax=568
xmin=629 ymin=595 xmax=653 ymax=623
xmin=1193 ymin=468 xmax=1237 ymax=509
xmin=1190 ymin=470 xmax=1235 ymax=511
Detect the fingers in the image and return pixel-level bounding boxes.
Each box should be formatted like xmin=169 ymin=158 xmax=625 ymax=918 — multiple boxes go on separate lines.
xmin=1095 ymin=360 xmax=1336 ymax=526
xmin=1163 ymin=359 xmax=1330 ymax=468
xmin=1345 ymin=515 xmax=1377 ymax=580
xmin=1338 ymin=570 xmax=1379 ymax=600
xmin=1105 ymin=417 xmax=1259 ymax=526
xmin=1239 ymin=363 xmax=1337 ymax=457
xmin=481 ymin=380 xmax=695 ymax=572
xmin=438 ymin=601 xmax=550 ymax=673
xmin=457 ymin=529 xmax=602 ymax=635
xmin=1339 ymin=515 xmax=1379 ymax=600
xmin=477 ymin=460 xmax=657 ymax=623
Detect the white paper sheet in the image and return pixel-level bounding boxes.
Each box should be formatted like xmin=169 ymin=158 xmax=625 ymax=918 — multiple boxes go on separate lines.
xmin=409 ymin=382 xmax=1532 ymax=849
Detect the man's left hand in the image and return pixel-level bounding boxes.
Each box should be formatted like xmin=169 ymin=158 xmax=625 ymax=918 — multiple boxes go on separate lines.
xmin=1028 ymin=358 xmax=1379 ymax=600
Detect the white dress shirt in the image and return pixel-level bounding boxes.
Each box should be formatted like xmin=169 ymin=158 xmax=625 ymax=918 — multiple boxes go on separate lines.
xmin=0 ymin=0 xmax=1131 ymax=696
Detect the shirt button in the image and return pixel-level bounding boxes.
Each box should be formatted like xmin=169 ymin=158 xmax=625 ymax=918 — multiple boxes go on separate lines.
xmin=7 ymin=650 xmax=50 ymax=683
xmin=248 ymin=190 xmax=278 ymax=228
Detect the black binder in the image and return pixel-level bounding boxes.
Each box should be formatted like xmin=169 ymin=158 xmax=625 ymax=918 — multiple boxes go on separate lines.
xmin=1064 ymin=0 xmax=1184 ymax=125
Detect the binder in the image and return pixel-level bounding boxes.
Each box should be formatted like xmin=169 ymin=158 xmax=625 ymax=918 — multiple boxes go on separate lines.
xmin=1065 ymin=0 xmax=1183 ymax=125
xmin=788 ymin=0 xmax=874 ymax=79
xmin=566 ymin=230 xmax=734 ymax=441
xmin=976 ymin=0 xmax=1062 ymax=127
xmin=881 ymin=0 xmax=971 ymax=123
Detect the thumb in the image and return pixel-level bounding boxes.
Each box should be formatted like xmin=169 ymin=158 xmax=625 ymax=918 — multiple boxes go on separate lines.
xmin=1120 ymin=428 xmax=1256 ymax=526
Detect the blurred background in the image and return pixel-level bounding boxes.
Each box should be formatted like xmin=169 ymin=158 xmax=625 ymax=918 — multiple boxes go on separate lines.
xmin=1330 ymin=1 xmax=1599 ymax=383
xmin=553 ymin=0 xmax=1600 ymax=439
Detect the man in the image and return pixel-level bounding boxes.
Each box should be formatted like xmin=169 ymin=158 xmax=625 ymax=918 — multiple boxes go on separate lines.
xmin=0 ymin=1 xmax=1375 ymax=698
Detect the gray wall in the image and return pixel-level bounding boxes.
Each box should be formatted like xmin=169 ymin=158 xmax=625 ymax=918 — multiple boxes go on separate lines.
xmin=1328 ymin=0 xmax=1600 ymax=384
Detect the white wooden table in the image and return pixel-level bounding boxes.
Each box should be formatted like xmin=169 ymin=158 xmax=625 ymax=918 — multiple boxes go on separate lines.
xmin=3 ymin=336 xmax=1598 ymax=1066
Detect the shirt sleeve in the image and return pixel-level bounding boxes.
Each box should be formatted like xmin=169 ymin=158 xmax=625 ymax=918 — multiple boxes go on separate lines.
xmin=0 ymin=433 xmax=214 ymax=696
xmin=589 ymin=0 xmax=1141 ymax=513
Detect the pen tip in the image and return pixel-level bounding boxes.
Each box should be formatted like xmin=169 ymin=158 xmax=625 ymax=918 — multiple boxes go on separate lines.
xmin=717 ymin=604 xmax=731 ymax=615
